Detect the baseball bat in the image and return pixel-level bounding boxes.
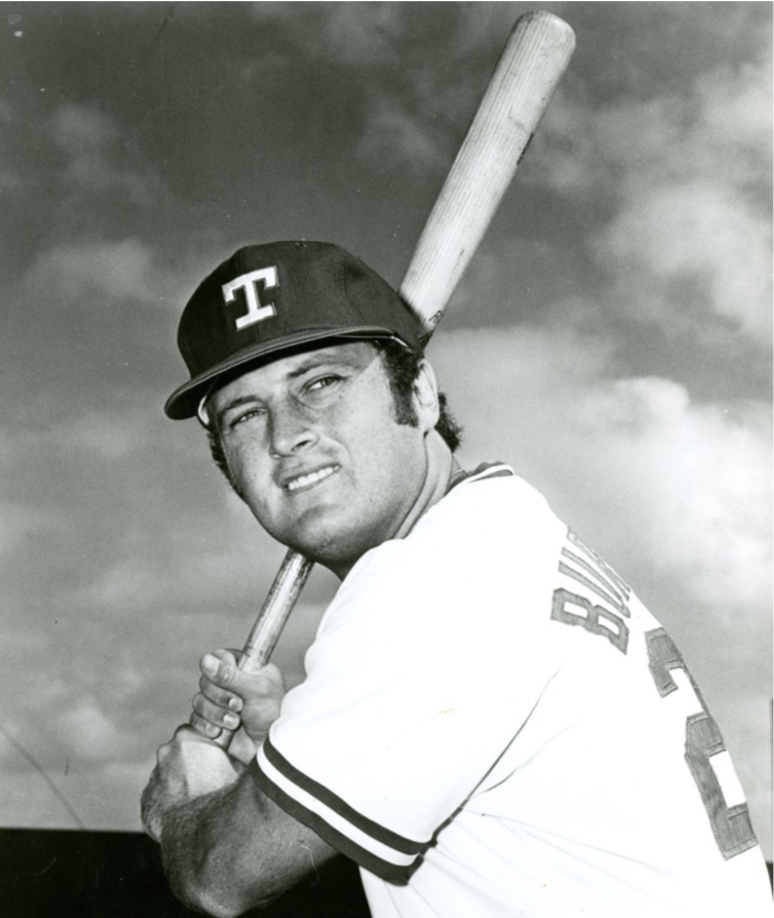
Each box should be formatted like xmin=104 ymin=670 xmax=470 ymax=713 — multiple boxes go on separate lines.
xmin=215 ymin=11 xmax=575 ymax=748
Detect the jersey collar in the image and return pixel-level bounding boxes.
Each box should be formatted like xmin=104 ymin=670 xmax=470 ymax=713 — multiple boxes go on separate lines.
xmin=446 ymin=461 xmax=514 ymax=494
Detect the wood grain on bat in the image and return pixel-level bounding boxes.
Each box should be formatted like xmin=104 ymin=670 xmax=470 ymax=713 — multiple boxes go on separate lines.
xmin=400 ymin=11 xmax=575 ymax=337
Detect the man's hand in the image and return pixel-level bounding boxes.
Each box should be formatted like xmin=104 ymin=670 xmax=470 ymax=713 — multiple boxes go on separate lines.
xmin=189 ymin=649 xmax=286 ymax=764
xmin=141 ymin=725 xmax=243 ymax=843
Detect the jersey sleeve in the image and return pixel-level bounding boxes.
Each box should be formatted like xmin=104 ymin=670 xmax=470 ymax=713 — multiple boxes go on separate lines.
xmin=251 ymin=477 xmax=565 ymax=879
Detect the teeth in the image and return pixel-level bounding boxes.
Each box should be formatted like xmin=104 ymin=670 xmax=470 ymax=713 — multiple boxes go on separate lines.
xmin=286 ymin=466 xmax=337 ymax=492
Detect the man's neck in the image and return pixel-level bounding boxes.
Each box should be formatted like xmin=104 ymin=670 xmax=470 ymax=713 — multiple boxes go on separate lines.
xmin=328 ymin=431 xmax=458 ymax=581
xmin=391 ymin=429 xmax=458 ymax=542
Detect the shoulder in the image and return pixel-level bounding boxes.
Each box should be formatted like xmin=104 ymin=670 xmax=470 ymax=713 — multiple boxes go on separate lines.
xmin=415 ymin=462 xmax=563 ymax=549
xmin=326 ymin=465 xmax=565 ymax=635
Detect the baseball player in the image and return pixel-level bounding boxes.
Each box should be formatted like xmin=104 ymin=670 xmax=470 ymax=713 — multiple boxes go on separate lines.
xmin=141 ymin=241 xmax=772 ymax=917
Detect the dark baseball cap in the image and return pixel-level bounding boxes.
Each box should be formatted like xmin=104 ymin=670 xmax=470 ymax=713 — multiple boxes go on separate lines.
xmin=164 ymin=240 xmax=423 ymax=420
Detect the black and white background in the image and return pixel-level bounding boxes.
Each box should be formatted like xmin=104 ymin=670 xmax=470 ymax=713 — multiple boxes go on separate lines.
xmin=0 ymin=2 xmax=770 ymax=904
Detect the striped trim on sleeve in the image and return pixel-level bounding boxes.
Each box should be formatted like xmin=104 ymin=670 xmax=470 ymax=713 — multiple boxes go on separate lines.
xmin=251 ymin=737 xmax=430 ymax=881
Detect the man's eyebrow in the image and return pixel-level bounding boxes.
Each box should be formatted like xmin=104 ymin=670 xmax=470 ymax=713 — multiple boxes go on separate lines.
xmin=285 ymin=354 xmax=359 ymax=380
xmin=214 ymin=394 xmax=261 ymax=427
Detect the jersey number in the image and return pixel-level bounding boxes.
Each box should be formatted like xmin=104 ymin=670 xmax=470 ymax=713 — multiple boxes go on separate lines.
xmin=646 ymin=628 xmax=757 ymax=860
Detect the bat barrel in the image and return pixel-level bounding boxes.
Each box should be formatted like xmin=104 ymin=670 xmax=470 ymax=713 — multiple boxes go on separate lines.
xmin=400 ymin=11 xmax=575 ymax=337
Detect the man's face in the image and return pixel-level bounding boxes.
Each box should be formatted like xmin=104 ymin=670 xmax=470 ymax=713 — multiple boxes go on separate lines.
xmin=207 ymin=342 xmax=436 ymax=575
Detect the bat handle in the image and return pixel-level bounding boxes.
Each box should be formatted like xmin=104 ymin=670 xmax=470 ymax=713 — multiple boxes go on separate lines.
xmin=214 ymin=549 xmax=314 ymax=750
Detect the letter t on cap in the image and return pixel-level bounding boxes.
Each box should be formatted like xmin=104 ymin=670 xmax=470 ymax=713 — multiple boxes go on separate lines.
xmin=222 ymin=266 xmax=278 ymax=330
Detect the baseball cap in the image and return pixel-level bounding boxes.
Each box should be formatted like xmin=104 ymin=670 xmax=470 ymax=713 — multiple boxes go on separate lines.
xmin=164 ymin=240 xmax=423 ymax=420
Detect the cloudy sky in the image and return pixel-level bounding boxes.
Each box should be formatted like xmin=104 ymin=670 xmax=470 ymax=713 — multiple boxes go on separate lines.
xmin=0 ymin=1 xmax=771 ymax=860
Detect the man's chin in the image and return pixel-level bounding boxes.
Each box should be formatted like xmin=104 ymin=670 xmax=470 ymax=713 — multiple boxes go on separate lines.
xmin=280 ymin=515 xmax=383 ymax=574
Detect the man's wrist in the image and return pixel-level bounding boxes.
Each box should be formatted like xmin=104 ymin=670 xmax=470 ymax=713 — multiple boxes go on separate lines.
xmin=159 ymin=782 xmax=237 ymax=911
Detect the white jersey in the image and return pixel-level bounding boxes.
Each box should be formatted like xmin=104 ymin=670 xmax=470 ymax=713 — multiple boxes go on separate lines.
xmin=252 ymin=465 xmax=771 ymax=917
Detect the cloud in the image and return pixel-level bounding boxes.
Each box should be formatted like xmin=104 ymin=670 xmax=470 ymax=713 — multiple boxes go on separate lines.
xmin=0 ymin=169 xmax=23 ymax=192
xmin=430 ymin=324 xmax=771 ymax=620
xmin=56 ymin=698 xmax=133 ymax=764
xmin=527 ymin=43 xmax=772 ymax=344
xmin=52 ymin=104 xmax=118 ymax=153
xmin=24 ymin=238 xmax=160 ymax=305
xmin=7 ymin=235 xmax=200 ymax=413
xmin=50 ymin=103 xmax=158 ymax=205
xmin=248 ymin=3 xmax=411 ymax=66
xmin=245 ymin=4 xmax=543 ymax=173
xmin=357 ymin=102 xmax=448 ymax=172
xmin=318 ymin=3 xmax=406 ymax=66
xmin=54 ymin=411 xmax=151 ymax=459
xmin=0 ymin=753 xmax=154 ymax=830
xmin=695 ymin=60 xmax=773 ymax=186
xmin=537 ymin=49 xmax=771 ymax=191
xmin=596 ymin=180 xmax=772 ymax=340
xmin=2 ymin=411 xmax=153 ymax=466
xmin=0 ymin=502 xmax=63 ymax=557
xmin=579 ymin=377 xmax=770 ymax=607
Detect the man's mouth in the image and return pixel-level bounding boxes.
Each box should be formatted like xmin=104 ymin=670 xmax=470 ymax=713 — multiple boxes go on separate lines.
xmin=285 ymin=465 xmax=340 ymax=492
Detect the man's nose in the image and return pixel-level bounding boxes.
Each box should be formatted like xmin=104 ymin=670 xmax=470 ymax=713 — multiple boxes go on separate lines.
xmin=268 ymin=404 xmax=317 ymax=457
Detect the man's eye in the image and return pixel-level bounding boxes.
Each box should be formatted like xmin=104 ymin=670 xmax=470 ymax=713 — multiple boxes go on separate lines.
xmin=307 ymin=375 xmax=340 ymax=391
xmin=229 ymin=407 xmax=266 ymax=428
xmin=296 ymin=374 xmax=346 ymax=409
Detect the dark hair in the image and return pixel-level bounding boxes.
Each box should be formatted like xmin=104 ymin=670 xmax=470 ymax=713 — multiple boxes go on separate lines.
xmin=373 ymin=339 xmax=463 ymax=452
xmin=205 ymin=340 xmax=462 ymax=496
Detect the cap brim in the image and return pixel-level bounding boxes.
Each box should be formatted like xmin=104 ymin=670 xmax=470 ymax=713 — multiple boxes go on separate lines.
xmin=164 ymin=325 xmax=405 ymax=420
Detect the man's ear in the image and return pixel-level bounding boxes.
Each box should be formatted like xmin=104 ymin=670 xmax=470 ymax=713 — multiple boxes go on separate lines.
xmin=412 ymin=359 xmax=441 ymax=433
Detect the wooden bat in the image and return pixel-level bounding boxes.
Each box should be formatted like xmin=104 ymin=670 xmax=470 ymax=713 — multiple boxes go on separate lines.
xmin=215 ymin=10 xmax=575 ymax=748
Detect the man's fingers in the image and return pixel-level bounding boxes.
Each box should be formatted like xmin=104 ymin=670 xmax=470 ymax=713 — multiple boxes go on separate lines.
xmin=197 ymin=673 xmax=244 ymax=712
xmin=199 ymin=653 xmax=285 ymax=700
xmin=201 ymin=651 xmax=238 ymax=686
xmin=191 ymin=691 xmax=241 ymax=732
xmin=189 ymin=710 xmax=223 ymax=740
xmin=194 ymin=651 xmax=286 ymax=746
